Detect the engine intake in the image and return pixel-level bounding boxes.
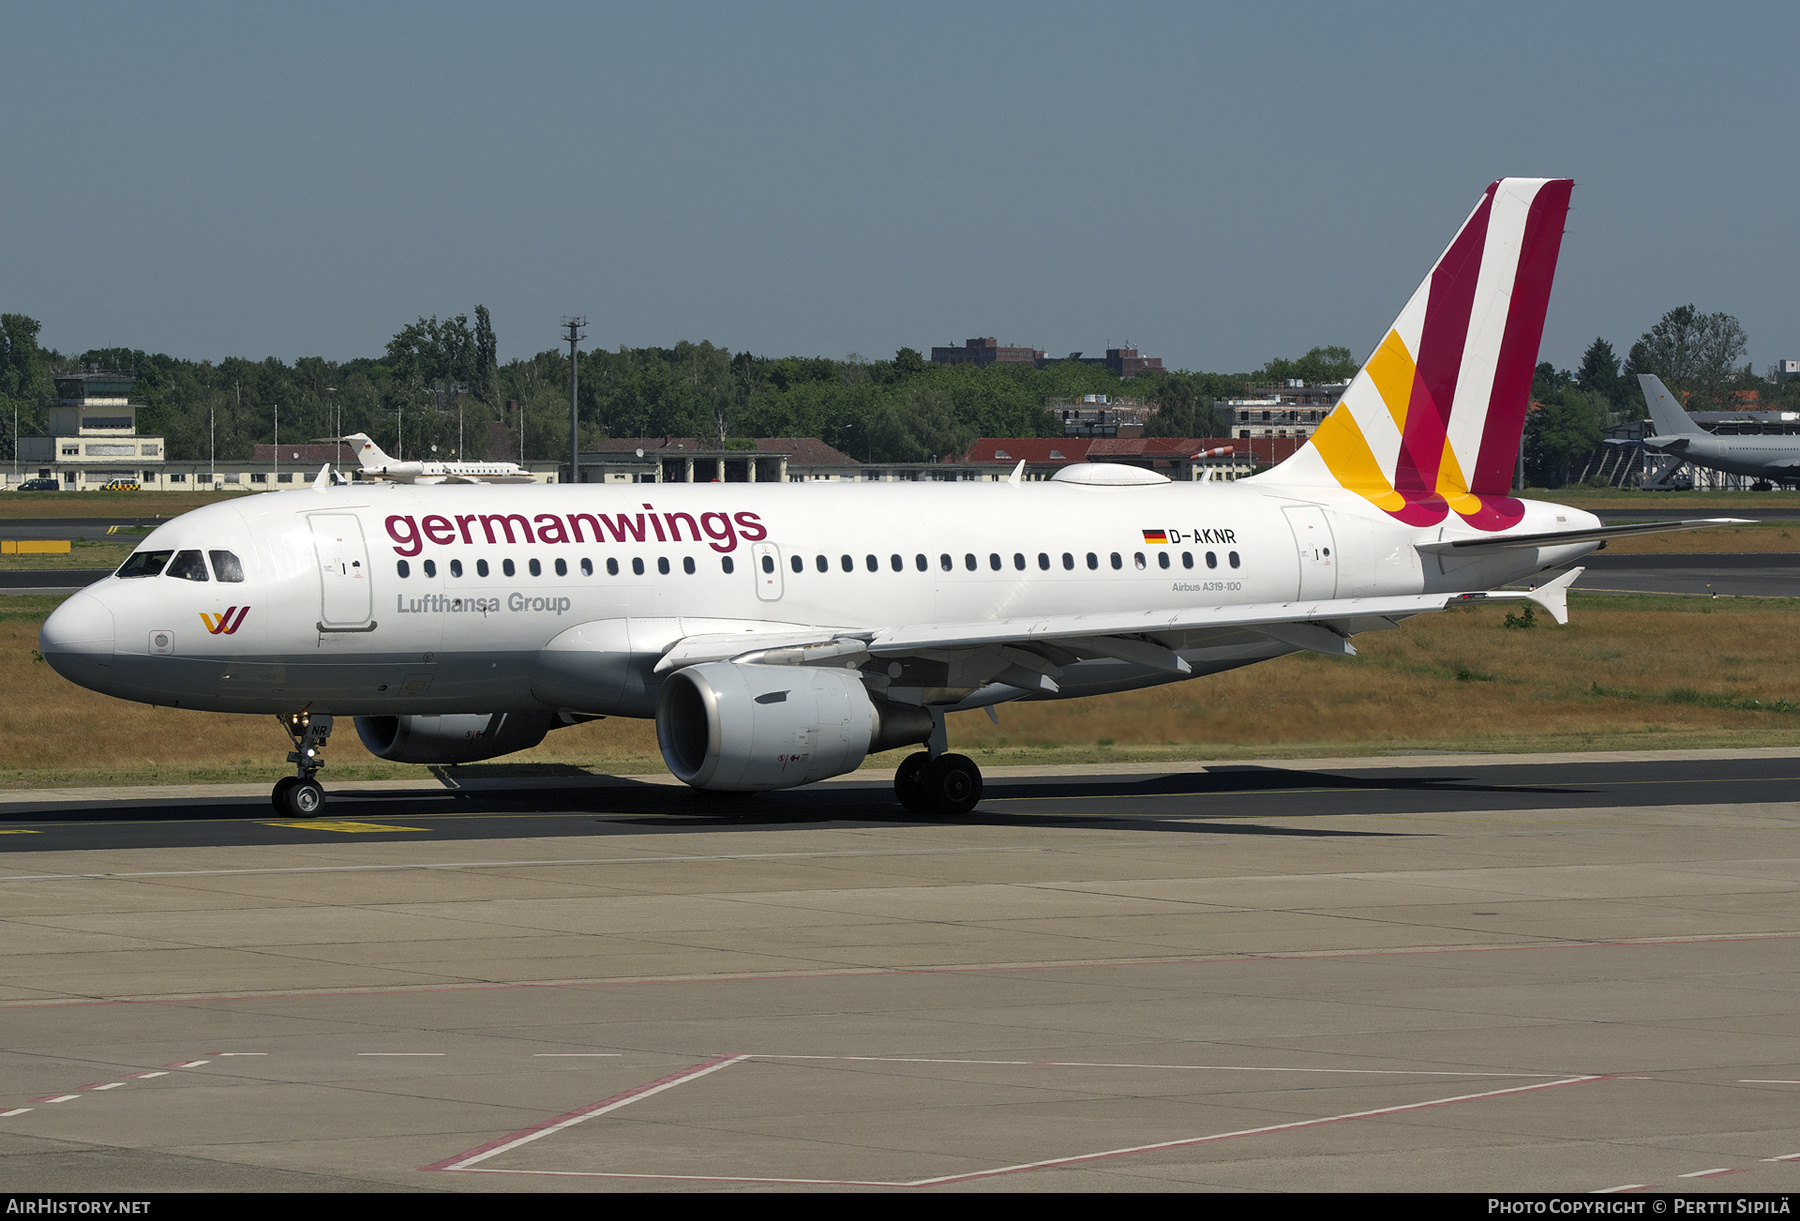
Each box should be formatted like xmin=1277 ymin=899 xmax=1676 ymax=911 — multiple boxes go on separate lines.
xmin=656 ymin=662 xmax=932 ymax=791
xmin=354 ymin=712 xmax=552 ymax=764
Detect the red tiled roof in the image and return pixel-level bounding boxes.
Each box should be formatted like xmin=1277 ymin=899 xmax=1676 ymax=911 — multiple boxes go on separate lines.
xmin=958 ymin=438 xmax=1092 ymax=464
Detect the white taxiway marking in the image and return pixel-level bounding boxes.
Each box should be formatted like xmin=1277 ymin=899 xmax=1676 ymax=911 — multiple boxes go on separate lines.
xmin=427 ymin=1056 xmax=1607 ymax=1185
xmin=216 ymin=1052 xmax=268 ymax=1057
xmin=41 ymin=1096 xmax=78 ymax=1104
xmin=167 ymin=1060 xmax=210 ymax=1068
xmin=1 ymin=1109 xmax=31 ymax=1117
xmin=1741 ymin=1078 xmax=1800 ymax=1084
xmin=128 ymin=1071 xmax=167 ymax=1079
xmin=358 ymin=1052 xmax=445 ymax=1056
xmin=1679 ymin=1168 xmax=1741 ymax=1178
xmin=87 ymin=1083 xmax=125 ymax=1091
xmin=1596 ymin=1185 xmax=1648 ymax=1194
xmin=1763 ymin=1153 xmax=1800 ymax=1162
xmin=533 ymin=1053 xmax=623 ymax=1058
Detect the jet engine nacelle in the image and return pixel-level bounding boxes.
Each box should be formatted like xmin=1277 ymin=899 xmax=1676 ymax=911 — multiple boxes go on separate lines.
xmin=354 ymin=712 xmax=553 ymax=764
xmin=656 ymin=661 xmax=933 ymax=791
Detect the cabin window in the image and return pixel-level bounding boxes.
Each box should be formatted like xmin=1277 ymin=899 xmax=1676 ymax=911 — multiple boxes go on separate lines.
xmin=815 ymin=555 xmax=829 ymax=573
xmin=964 ymin=553 xmax=977 ymax=571
xmin=1134 ymin=552 xmax=1146 ymax=570
xmin=915 ymin=554 xmax=928 ymax=571
xmin=1038 ymin=553 xmax=1050 ymax=570
xmin=655 ymin=557 xmax=668 ymax=575
xmin=722 ymin=556 xmax=735 ymax=574
xmin=1182 ymin=551 xmax=1194 ymax=569
xmin=632 ymin=557 xmax=645 ymax=576
xmin=989 ymin=553 xmax=1001 ymax=571
xmin=1013 ymin=553 xmax=1025 ymax=570
xmin=580 ymin=558 xmax=592 ymax=576
xmin=502 ymin=559 xmax=516 ymax=577
xmin=420 ymin=559 xmax=435 ymax=577
xmin=1111 ymin=553 xmax=1123 ymax=570
xmin=763 ymin=555 xmax=776 ymax=574
xmin=554 ymin=558 xmax=567 ymax=576
xmin=451 ymin=559 xmax=464 ymax=578
xmin=209 ymin=550 xmax=245 ymax=582
xmin=866 ymin=555 xmax=878 ymax=572
xmin=528 ymin=558 xmax=541 ymax=577
xmin=1086 ymin=552 xmax=1098 ymax=570
xmin=477 ymin=559 xmax=490 ymax=577
xmin=939 ymin=554 xmax=952 ymax=571
xmin=1063 ymin=552 xmax=1074 ymax=570
xmin=396 ymin=560 xmax=410 ymax=578
xmin=891 ymin=554 xmax=903 ymax=572
xmin=1206 ymin=552 xmax=1217 ymax=569
xmin=683 ymin=556 xmax=696 ymax=575
xmin=117 ymin=550 xmax=172 ymax=578
xmin=1229 ymin=551 xmax=1241 ymax=568
xmin=607 ymin=558 xmax=620 ymax=576
xmin=1157 ymin=552 xmax=1170 ymax=569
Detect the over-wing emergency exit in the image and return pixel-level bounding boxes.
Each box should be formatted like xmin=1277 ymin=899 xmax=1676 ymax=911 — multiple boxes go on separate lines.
xmin=40 ymin=179 xmax=1745 ymax=818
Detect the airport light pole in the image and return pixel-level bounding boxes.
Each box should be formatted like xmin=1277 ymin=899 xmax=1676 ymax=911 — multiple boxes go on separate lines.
xmin=563 ymin=316 xmax=586 ymax=484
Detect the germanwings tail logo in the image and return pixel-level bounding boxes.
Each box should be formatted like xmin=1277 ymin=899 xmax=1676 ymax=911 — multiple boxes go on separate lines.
xmin=1272 ymin=178 xmax=1574 ymax=531
xmin=200 ymin=607 xmax=250 ymax=635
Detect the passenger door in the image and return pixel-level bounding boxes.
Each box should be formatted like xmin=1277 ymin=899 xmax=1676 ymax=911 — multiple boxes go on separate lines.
xmin=309 ymin=513 xmax=374 ymax=629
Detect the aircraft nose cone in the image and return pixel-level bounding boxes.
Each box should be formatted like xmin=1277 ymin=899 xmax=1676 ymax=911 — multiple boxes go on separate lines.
xmin=39 ymin=592 xmax=115 ymax=682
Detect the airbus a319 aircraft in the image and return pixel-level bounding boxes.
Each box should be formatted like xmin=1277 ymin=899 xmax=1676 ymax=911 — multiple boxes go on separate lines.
xmin=40 ymin=179 xmax=1741 ymax=817
xmin=345 ymin=432 xmax=536 ymax=485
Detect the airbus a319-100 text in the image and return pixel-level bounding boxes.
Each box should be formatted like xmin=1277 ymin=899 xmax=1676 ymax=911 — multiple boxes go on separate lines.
xmin=40 ymin=178 xmax=1742 ymax=817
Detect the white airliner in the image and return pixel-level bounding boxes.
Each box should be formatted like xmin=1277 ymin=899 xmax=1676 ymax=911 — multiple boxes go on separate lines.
xmin=344 ymin=432 xmax=536 ymax=485
xmin=40 ymin=179 xmax=1742 ymax=818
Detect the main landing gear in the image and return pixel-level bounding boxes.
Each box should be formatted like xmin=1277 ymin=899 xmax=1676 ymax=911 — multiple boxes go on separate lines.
xmin=894 ymin=750 xmax=984 ymax=817
xmin=273 ymin=712 xmax=333 ymax=818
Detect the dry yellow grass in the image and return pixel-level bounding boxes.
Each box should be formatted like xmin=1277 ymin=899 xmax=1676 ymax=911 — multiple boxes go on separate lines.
xmin=4 ymin=591 xmax=1798 ymax=789
xmin=1601 ymin=522 xmax=1797 ymax=553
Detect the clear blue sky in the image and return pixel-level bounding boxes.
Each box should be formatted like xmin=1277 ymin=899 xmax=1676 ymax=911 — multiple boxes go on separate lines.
xmin=5 ymin=1 xmax=1794 ymax=376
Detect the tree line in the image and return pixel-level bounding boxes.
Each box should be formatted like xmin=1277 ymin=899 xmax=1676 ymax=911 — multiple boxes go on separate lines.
xmin=5 ymin=301 xmax=1768 ymax=484
xmin=0 ymin=311 xmax=1378 ymax=467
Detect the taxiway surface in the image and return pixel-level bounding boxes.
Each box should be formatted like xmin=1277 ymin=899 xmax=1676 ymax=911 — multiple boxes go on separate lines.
xmin=1 ymin=750 xmax=1798 ymax=1192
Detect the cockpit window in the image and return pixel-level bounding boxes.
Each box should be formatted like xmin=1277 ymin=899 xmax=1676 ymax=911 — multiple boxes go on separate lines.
xmin=165 ymin=550 xmax=210 ymax=582
xmin=117 ymin=549 xmax=173 ymax=578
xmin=209 ymin=550 xmax=245 ymax=582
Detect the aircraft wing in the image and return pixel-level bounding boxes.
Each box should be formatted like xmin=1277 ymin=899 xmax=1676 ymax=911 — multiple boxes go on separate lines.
xmin=651 ymin=570 xmax=1585 ymax=687
xmin=441 ymin=475 xmax=490 ymax=485
xmin=1414 ymin=519 xmax=1750 ymax=554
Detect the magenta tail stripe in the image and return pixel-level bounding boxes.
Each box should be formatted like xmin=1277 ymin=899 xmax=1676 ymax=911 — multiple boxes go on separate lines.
xmin=1471 ymin=179 xmax=1572 ymax=495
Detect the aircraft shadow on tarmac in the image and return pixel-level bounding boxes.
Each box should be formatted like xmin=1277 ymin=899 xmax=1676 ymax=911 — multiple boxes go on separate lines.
xmin=0 ymin=764 xmax=1583 ymax=842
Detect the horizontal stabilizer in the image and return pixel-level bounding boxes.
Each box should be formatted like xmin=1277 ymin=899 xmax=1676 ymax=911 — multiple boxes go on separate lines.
xmin=1415 ymin=518 xmax=1752 ymax=553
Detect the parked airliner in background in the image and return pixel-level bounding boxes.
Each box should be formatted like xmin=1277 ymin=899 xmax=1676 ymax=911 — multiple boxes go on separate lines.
xmin=345 ymin=433 xmax=535 ymax=485
xmin=1640 ymin=374 xmax=1800 ymax=486
xmin=40 ymin=179 xmax=1742 ymax=817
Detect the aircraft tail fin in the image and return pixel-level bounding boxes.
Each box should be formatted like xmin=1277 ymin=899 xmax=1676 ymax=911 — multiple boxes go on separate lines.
xmin=1638 ymin=374 xmax=1696 ymax=438
xmin=1266 ymin=177 xmax=1574 ymax=532
xmin=343 ymin=432 xmax=390 ymax=470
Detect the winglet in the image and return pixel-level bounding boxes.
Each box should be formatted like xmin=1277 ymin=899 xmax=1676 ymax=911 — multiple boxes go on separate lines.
xmin=1524 ymin=566 xmax=1581 ymax=625
xmin=311 ymin=463 xmax=332 ymax=492
xmin=1008 ymin=459 xmax=1025 ymax=486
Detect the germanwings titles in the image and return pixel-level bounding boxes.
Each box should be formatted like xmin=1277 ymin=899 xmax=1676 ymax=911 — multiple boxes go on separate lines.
xmin=39 ymin=179 xmax=1744 ymax=817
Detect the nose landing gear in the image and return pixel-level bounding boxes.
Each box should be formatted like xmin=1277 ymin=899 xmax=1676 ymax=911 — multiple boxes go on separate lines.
xmin=274 ymin=713 xmax=333 ymax=818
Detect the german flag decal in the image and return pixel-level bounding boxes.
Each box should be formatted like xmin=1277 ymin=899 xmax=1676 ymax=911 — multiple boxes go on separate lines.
xmin=1142 ymin=529 xmax=1168 ymax=544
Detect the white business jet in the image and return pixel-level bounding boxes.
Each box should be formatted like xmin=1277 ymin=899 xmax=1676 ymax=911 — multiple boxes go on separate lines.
xmin=344 ymin=432 xmax=536 ymax=485
xmin=40 ymin=179 xmax=1744 ymax=818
